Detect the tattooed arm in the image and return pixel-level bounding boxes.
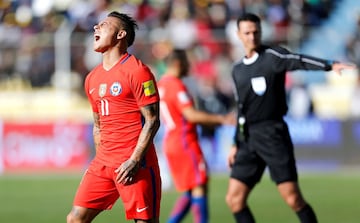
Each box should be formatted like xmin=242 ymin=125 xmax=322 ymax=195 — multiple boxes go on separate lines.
xmin=92 ymin=112 xmax=101 ymax=152
xmin=115 ymin=102 xmax=160 ymax=184
xmin=131 ymin=102 xmax=160 ymax=162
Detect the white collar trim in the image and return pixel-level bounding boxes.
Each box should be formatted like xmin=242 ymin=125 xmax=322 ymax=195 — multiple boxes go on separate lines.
xmin=243 ymin=52 xmax=259 ymax=65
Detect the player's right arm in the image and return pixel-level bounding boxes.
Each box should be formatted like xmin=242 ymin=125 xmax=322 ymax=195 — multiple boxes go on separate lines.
xmin=181 ymin=106 xmax=236 ymax=127
xmin=181 ymin=106 xmax=226 ymax=126
xmin=92 ymin=112 xmax=101 ymax=152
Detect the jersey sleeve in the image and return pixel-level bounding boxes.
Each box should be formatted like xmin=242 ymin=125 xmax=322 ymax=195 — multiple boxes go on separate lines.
xmin=174 ymin=82 xmax=193 ymax=111
xmin=84 ymin=72 xmax=98 ymax=113
xmin=131 ymin=65 xmax=160 ymax=107
xmin=269 ymin=45 xmax=333 ymax=72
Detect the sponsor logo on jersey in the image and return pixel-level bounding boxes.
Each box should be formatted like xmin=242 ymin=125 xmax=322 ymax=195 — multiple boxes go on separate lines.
xmin=89 ymin=88 xmax=96 ymax=94
xmin=99 ymin=83 xmax=107 ymax=97
xmin=251 ymin=76 xmax=266 ymax=96
xmin=110 ymin=82 xmax=122 ymax=96
xmin=143 ymin=80 xmax=156 ymax=96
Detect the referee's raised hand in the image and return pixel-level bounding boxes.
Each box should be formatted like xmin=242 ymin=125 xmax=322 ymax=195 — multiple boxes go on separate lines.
xmin=331 ymin=61 xmax=357 ymax=75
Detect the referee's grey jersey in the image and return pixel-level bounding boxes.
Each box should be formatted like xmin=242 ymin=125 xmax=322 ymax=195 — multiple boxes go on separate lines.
xmin=231 ymin=45 xmax=332 ymax=125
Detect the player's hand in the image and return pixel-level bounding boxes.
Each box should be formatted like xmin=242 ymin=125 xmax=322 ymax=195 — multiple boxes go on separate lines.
xmin=223 ymin=111 xmax=237 ymax=126
xmin=332 ymin=62 xmax=357 ymax=75
xmin=115 ymin=159 xmax=140 ymax=184
xmin=227 ymin=145 xmax=237 ymax=169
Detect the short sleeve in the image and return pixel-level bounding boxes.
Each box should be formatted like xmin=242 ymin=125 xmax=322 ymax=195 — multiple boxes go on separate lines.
xmin=174 ymin=84 xmax=193 ymax=111
xmin=131 ymin=65 xmax=160 ymax=107
xmin=84 ymin=72 xmax=99 ymax=113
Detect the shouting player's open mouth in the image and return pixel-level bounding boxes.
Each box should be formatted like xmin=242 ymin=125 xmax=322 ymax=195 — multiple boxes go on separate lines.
xmin=94 ymin=34 xmax=100 ymax=41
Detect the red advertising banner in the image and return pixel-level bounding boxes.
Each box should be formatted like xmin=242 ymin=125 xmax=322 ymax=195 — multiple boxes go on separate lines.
xmin=0 ymin=121 xmax=92 ymax=173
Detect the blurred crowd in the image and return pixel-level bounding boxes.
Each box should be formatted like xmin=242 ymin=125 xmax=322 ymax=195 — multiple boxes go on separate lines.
xmin=0 ymin=0 xmax=353 ymax=120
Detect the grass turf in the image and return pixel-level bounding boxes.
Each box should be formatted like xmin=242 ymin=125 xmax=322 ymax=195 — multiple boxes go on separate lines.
xmin=0 ymin=171 xmax=359 ymax=223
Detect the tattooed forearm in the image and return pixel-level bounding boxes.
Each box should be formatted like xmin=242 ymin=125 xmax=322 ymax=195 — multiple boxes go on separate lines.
xmin=71 ymin=207 xmax=81 ymax=217
xmin=93 ymin=112 xmax=101 ymax=152
xmin=131 ymin=102 xmax=160 ymax=162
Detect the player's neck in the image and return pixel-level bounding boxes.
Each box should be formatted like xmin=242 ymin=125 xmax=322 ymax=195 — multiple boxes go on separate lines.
xmin=166 ymin=67 xmax=180 ymax=78
xmin=102 ymin=47 xmax=127 ymax=71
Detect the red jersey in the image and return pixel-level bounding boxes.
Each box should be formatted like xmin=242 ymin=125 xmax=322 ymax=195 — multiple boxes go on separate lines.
xmin=158 ymin=75 xmax=207 ymax=191
xmin=157 ymin=75 xmax=199 ymax=145
xmin=84 ymin=53 xmax=159 ymax=167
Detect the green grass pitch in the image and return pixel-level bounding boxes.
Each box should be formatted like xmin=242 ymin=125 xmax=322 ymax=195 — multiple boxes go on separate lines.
xmin=0 ymin=171 xmax=359 ymax=223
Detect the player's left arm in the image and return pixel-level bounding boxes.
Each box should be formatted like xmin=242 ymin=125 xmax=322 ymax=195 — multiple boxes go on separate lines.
xmin=132 ymin=102 xmax=160 ymax=162
xmin=92 ymin=112 xmax=101 ymax=152
xmin=115 ymin=102 xmax=160 ymax=184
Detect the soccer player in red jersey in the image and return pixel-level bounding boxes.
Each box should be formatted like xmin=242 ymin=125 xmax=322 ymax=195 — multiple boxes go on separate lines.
xmin=157 ymin=49 xmax=235 ymax=223
xmin=66 ymin=11 xmax=161 ymax=223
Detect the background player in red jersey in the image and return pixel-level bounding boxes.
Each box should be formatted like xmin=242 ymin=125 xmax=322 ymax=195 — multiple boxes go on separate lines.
xmin=66 ymin=11 xmax=162 ymax=223
xmin=157 ymin=49 xmax=235 ymax=223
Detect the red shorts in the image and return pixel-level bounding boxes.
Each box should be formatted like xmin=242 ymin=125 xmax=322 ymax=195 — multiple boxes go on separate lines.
xmin=164 ymin=140 xmax=208 ymax=191
xmin=73 ymin=160 xmax=161 ymax=220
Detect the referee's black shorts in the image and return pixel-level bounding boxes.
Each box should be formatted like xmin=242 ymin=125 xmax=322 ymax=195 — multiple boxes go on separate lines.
xmin=230 ymin=119 xmax=298 ymax=188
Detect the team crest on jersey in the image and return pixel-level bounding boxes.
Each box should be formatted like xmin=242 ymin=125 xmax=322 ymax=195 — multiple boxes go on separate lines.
xmin=143 ymin=80 xmax=156 ymax=96
xmin=99 ymin=83 xmax=107 ymax=97
xmin=251 ymin=76 xmax=266 ymax=96
xmin=110 ymin=82 xmax=122 ymax=96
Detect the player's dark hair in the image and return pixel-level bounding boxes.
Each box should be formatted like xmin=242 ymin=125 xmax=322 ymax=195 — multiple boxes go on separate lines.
xmin=236 ymin=13 xmax=261 ymax=27
xmin=167 ymin=49 xmax=190 ymax=78
xmin=108 ymin=11 xmax=138 ymax=47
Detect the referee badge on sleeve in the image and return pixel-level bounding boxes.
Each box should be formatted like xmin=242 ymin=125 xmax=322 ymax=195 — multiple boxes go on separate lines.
xmin=143 ymin=80 xmax=156 ymax=96
xmin=251 ymin=76 xmax=266 ymax=96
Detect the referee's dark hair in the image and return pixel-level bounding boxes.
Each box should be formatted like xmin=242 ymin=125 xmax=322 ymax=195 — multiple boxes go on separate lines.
xmin=108 ymin=11 xmax=138 ymax=47
xmin=236 ymin=13 xmax=261 ymax=27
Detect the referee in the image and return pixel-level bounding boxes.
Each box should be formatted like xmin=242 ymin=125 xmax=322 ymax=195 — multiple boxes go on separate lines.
xmin=225 ymin=13 xmax=355 ymax=223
